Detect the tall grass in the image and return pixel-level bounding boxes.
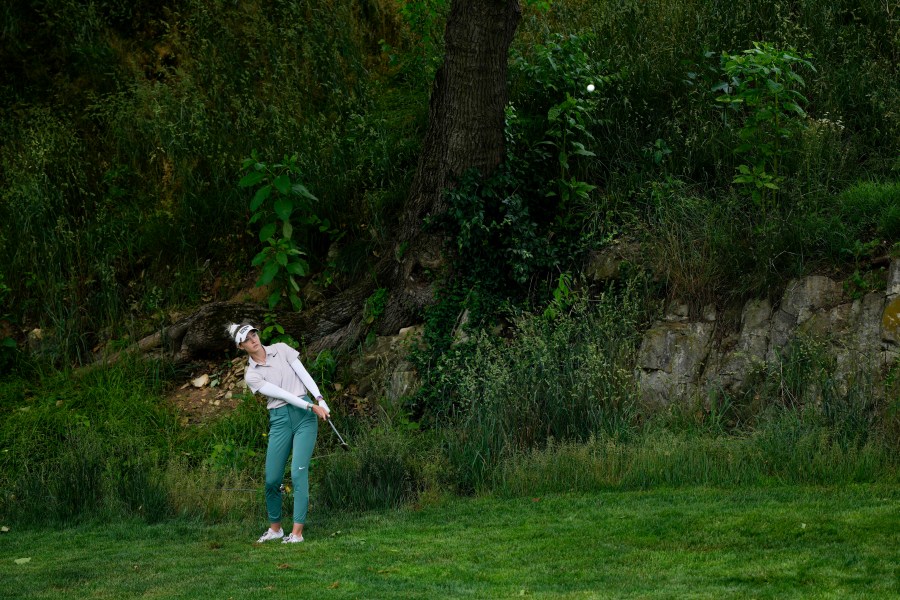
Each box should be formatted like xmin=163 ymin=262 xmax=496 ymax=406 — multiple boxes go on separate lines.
xmin=314 ymin=426 xmax=448 ymax=512
xmin=520 ymin=0 xmax=899 ymax=188
xmin=2 ymin=0 xmax=896 ymax=365
xmin=1 ymin=331 xmax=896 ymax=526
xmin=436 ymin=287 xmax=645 ymax=493
xmin=493 ymin=419 xmax=896 ymax=498
xmin=492 ymin=329 xmax=898 ymax=497
xmin=0 ymin=0 xmax=424 ymax=365
xmin=640 ymin=180 xmax=900 ymax=308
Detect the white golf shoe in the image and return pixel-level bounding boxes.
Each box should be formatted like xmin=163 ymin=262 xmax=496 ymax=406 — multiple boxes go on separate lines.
xmin=282 ymin=533 xmax=304 ymax=544
xmin=256 ymin=528 xmax=285 ymax=543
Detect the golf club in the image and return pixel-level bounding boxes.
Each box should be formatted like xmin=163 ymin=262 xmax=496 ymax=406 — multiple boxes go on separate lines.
xmin=327 ymin=417 xmax=350 ymax=450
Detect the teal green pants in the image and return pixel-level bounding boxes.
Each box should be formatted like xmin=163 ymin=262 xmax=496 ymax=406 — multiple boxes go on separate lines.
xmin=265 ymin=403 xmax=318 ymax=524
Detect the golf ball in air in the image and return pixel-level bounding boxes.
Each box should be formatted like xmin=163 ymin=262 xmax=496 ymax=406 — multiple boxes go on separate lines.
xmin=586 ymin=84 xmax=595 ymax=92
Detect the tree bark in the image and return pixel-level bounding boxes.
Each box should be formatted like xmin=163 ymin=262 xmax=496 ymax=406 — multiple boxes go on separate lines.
xmin=378 ymin=0 xmax=522 ymax=335
xmin=142 ymin=0 xmax=521 ymax=362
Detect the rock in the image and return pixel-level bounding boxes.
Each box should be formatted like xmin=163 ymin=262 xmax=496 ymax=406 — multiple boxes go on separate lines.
xmin=887 ymin=258 xmax=900 ymax=299
xmin=27 ymin=328 xmax=42 ymax=352
xmin=767 ymin=275 xmax=844 ymax=362
xmin=884 ymin=297 xmax=900 ymax=344
xmin=191 ymin=374 xmax=209 ymax=388
xmin=705 ymin=298 xmax=772 ymax=396
xmin=390 ymin=368 xmax=419 ymax=400
xmin=453 ymin=310 xmax=470 ymax=345
xmin=636 ymin=321 xmax=715 ymax=407
xmin=584 ymin=238 xmax=641 ymax=282
xmin=664 ymin=301 xmax=689 ymax=322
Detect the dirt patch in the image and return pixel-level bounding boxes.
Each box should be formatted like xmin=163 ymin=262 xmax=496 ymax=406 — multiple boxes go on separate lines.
xmin=166 ymin=357 xmax=250 ymax=425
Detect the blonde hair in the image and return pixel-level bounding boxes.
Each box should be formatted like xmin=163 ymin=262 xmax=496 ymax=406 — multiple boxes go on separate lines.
xmin=224 ymin=321 xmax=255 ymax=346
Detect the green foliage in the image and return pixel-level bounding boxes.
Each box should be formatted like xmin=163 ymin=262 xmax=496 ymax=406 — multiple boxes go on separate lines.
xmin=205 ymin=434 xmax=259 ymax=473
xmin=314 ymin=426 xmax=443 ymax=511
xmin=0 ymin=358 xmax=179 ymax=524
xmin=383 ymin=0 xmax=448 ymax=86
xmin=259 ymin=312 xmax=299 ymax=348
xmin=436 ymin=289 xmax=643 ymax=493
xmin=715 ymin=42 xmax=815 ymax=213
xmin=309 ymin=349 xmax=338 ymax=391
xmin=541 ymin=272 xmax=575 ymax=321
xmin=642 ymin=178 xmax=899 ymax=307
xmin=434 ymin=32 xmax=610 ymax=307
xmin=0 ymin=275 xmax=19 ymax=374
xmin=240 ymin=152 xmax=336 ymax=311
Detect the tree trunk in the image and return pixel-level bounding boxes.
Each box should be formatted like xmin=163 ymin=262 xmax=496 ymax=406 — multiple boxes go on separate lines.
xmin=144 ymin=0 xmax=521 ymax=362
xmin=378 ymin=0 xmax=522 ymax=335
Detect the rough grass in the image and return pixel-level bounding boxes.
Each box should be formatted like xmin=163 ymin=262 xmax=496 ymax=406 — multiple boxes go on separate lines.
xmin=1 ymin=486 xmax=897 ymax=599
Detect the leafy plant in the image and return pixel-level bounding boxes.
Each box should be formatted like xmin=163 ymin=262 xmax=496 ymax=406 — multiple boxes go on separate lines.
xmin=362 ymin=287 xmax=389 ymax=345
xmin=715 ymin=43 xmax=815 ymax=215
xmin=542 ymin=272 xmax=575 ymax=321
xmin=240 ymin=151 xmax=339 ymax=311
xmin=259 ymin=312 xmax=299 ymax=348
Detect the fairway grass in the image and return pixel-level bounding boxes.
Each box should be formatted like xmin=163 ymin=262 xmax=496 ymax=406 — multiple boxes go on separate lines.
xmin=1 ymin=486 xmax=897 ymax=599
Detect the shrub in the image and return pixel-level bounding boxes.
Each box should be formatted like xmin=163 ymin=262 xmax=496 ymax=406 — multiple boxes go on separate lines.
xmin=314 ymin=426 xmax=445 ymax=512
xmin=435 ymin=288 xmax=643 ymax=493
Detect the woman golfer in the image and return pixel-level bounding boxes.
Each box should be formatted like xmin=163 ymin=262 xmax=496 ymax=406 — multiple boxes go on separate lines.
xmin=227 ymin=322 xmax=330 ymax=544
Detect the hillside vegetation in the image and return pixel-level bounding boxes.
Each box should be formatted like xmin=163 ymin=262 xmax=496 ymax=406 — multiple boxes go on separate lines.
xmin=0 ymin=0 xmax=897 ymax=525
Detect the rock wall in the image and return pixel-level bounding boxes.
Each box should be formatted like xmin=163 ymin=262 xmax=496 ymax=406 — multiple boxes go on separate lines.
xmin=636 ymin=259 xmax=900 ymax=407
xmin=346 ymin=256 xmax=900 ymax=413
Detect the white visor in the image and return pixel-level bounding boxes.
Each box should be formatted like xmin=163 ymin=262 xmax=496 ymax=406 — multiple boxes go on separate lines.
xmin=234 ymin=324 xmax=258 ymax=344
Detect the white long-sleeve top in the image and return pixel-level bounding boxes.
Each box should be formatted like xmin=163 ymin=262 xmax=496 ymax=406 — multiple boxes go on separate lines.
xmin=244 ymin=342 xmax=323 ymax=410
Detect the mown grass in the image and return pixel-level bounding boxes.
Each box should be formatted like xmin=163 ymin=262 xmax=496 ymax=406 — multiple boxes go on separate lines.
xmin=1 ymin=486 xmax=897 ymax=599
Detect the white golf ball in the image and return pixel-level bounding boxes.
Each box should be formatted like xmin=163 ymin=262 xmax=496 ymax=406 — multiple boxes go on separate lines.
xmin=586 ymin=84 xmax=595 ymax=92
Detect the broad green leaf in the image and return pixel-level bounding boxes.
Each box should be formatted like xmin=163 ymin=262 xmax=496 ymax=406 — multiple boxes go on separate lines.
xmin=289 ymin=293 xmax=302 ymax=312
xmin=273 ymin=175 xmax=291 ymax=195
xmin=283 ymin=221 xmax=293 ymax=239
xmin=268 ymin=290 xmax=281 ymax=309
xmin=292 ymin=184 xmax=319 ymax=201
xmin=259 ymin=222 xmax=277 ymax=242
xmin=289 ymin=275 xmax=300 ymax=292
xmin=251 ymin=250 xmax=267 ymax=267
xmin=286 ymin=262 xmax=307 ymax=276
xmin=286 ymin=261 xmax=306 ymax=277
xmin=259 ymin=262 xmax=279 ymax=286
xmin=250 ymin=185 xmax=272 ymax=211
xmin=239 ymin=171 xmax=264 ymax=188
xmin=274 ymin=197 xmax=293 ymax=222
xmin=276 ymin=252 xmax=288 ymax=267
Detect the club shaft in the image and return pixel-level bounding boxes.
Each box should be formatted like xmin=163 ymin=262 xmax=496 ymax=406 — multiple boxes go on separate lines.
xmin=327 ymin=418 xmax=348 ymax=446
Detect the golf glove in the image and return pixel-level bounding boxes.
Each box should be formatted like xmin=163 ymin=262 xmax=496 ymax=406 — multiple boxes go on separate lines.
xmin=317 ymin=399 xmax=331 ymax=417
